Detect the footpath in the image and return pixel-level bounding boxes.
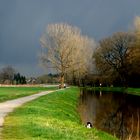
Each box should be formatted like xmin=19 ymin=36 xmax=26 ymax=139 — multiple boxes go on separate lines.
xmin=0 ymin=89 xmax=60 ymax=139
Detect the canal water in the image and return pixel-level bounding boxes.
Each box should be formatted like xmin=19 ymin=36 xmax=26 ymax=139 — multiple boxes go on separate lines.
xmin=78 ymin=89 xmax=140 ymax=140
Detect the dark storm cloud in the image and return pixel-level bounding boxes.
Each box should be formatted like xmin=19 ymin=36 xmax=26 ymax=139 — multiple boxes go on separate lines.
xmin=0 ymin=0 xmax=140 ymax=76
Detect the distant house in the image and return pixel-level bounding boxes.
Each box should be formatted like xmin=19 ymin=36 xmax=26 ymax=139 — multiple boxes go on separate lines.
xmin=26 ymin=77 xmax=37 ymax=84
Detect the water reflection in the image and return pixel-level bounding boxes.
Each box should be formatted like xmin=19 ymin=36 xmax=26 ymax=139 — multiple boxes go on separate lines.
xmin=78 ymin=89 xmax=140 ymax=140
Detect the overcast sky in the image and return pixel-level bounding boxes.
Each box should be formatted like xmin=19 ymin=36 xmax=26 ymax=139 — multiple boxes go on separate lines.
xmin=0 ymin=0 xmax=140 ymax=77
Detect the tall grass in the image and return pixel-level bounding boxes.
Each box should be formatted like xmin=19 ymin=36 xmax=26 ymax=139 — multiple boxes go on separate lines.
xmin=126 ymin=110 xmax=140 ymax=140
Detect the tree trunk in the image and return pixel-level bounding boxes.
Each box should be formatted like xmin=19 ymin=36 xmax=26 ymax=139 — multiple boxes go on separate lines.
xmin=60 ymin=74 xmax=64 ymax=88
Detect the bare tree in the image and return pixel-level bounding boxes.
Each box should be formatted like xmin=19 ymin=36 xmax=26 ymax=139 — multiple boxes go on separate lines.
xmin=131 ymin=16 xmax=140 ymax=70
xmin=127 ymin=17 xmax=140 ymax=87
xmin=0 ymin=66 xmax=16 ymax=84
xmin=66 ymin=35 xmax=95 ymax=85
xmin=94 ymin=32 xmax=134 ymax=87
xmin=40 ymin=23 xmax=95 ymax=87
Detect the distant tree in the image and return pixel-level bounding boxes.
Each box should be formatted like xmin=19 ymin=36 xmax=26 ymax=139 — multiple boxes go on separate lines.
xmin=36 ymin=74 xmax=48 ymax=84
xmin=37 ymin=74 xmax=59 ymax=84
xmin=23 ymin=76 xmax=26 ymax=84
xmin=14 ymin=73 xmax=20 ymax=84
xmin=0 ymin=66 xmax=16 ymax=84
xmin=14 ymin=73 xmax=26 ymax=84
xmin=20 ymin=76 xmax=26 ymax=84
xmin=94 ymin=32 xmax=135 ymax=87
xmin=13 ymin=74 xmax=17 ymax=84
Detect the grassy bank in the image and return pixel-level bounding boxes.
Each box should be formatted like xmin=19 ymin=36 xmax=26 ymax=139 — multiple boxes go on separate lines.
xmin=126 ymin=88 xmax=140 ymax=95
xmin=2 ymin=87 xmax=117 ymax=140
xmin=83 ymin=87 xmax=140 ymax=96
xmin=0 ymin=86 xmax=57 ymax=102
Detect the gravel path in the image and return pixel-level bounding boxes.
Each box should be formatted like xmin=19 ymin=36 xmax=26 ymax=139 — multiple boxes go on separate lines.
xmin=0 ymin=90 xmax=60 ymax=139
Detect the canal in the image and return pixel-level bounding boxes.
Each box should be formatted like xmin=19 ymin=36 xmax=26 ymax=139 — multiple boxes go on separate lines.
xmin=78 ymin=89 xmax=140 ymax=140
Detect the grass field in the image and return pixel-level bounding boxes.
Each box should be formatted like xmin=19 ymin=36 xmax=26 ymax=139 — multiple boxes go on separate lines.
xmin=2 ymin=87 xmax=117 ymax=140
xmin=0 ymin=86 xmax=58 ymax=102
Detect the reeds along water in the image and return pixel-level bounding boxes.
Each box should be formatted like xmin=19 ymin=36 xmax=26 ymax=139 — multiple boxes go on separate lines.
xmin=126 ymin=109 xmax=139 ymax=140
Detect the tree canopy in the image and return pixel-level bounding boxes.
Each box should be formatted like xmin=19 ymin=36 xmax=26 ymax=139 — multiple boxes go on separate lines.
xmin=40 ymin=23 xmax=95 ymax=87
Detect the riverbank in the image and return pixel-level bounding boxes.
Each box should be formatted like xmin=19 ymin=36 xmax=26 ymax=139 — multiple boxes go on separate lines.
xmin=2 ymin=87 xmax=117 ymax=140
xmin=82 ymin=87 xmax=140 ymax=96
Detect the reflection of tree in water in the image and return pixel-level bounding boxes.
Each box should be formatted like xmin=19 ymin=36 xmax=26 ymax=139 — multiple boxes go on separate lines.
xmin=78 ymin=89 xmax=98 ymax=125
xmin=100 ymin=99 xmax=127 ymax=139
xmin=78 ymin=90 xmax=140 ymax=140
xmin=93 ymin=92 xmax=124 ymax=137
xmin=100 ymin=95 xmax=140 ymax=140
xmin=95 ymin=93 xmax=140 ymax=139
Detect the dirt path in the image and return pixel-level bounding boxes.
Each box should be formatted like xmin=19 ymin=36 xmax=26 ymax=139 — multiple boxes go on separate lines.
xmin=0 ymin=89 xmax=60 ymax=139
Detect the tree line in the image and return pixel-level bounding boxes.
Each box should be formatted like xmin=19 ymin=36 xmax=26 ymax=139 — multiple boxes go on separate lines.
xmin=40 ymin=17 xmax=140 ymax=87
xmin=93 ymin=17 xmax=140 ymax=87
xmin=0 ymin=66 xmax=26 ymax=84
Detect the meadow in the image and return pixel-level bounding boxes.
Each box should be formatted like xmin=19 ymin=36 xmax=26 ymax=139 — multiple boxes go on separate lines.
xmin=0 ymin=86 xmax=57 ymax=102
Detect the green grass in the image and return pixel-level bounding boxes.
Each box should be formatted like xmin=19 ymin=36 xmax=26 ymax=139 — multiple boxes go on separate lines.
xmin=127 ymin=88 xmax=140 ymax=95
xmin=82 ymin=87 xmax=140 ymax=96
xmin=2 ymin=87 xmax=117 ymax=140
xmin=0 ymin=86 xmax=58 ymax=102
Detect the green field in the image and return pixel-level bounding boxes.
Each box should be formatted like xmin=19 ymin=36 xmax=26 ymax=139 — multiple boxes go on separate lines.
xmin=0 ymin=86 xmax=58 ymax=102
xmin=2 ymin=87 xmax=117 ymax=140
